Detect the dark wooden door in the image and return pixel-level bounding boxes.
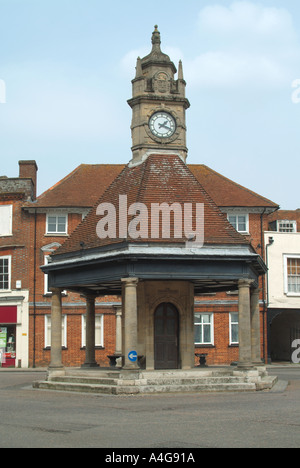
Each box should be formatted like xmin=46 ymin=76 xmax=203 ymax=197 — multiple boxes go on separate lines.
xmin=154 ymin=303 xmax=179 ymax=369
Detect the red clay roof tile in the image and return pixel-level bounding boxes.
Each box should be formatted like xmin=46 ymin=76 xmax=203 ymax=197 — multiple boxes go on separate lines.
xmin=54 ymin=154 xmax=250 ymax=255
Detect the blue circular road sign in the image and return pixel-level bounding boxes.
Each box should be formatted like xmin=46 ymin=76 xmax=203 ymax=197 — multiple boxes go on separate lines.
xmin=128 ymin=350 xmax=138 ymax=362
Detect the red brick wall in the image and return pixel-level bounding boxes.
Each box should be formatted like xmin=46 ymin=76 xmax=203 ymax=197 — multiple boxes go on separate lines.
xmin=194 ymin=301 xmax=267 ymax=366
xmin=29 ymin=306 xmax=117 ymax=368
xmin=0 ymin=196 xmax=31 ymax=289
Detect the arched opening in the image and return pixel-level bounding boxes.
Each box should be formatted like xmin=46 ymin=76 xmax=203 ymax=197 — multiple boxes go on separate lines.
xmin=270 ymin=310 xmax=300 ymax=361
xmin=154 ymin=302 xmax=179 ymax=369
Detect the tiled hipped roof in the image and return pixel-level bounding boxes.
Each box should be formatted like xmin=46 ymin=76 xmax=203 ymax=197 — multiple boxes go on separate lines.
xmin=34 ymin=164 xmax=124 ymax=208
xmin=55 ymin=154 xmax=249 ymax=256
xmin=268 ymin=209 xmax=300 ymax=232
xmin=31 ymin=162 xmax=278 ymax=211
xmin=189 ymin=165 xmax=278 ymax=208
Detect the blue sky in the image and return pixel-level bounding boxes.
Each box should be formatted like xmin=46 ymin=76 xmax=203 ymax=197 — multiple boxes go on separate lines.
xmin=0 ymin=0 xmax=299 ymax=209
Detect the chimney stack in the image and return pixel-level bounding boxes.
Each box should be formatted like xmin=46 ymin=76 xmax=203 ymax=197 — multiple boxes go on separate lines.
xmin=19 ymin=160 xmax=38 ymax=200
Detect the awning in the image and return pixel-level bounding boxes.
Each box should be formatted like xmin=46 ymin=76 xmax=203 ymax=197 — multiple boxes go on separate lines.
xmin=0 ymin=306 xmax=17 ymax=324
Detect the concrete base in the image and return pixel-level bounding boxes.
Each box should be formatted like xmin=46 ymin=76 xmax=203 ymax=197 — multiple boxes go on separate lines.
xmin=81 ymin=362 xmax=100 ymax=368
xmin=34 ymin=366 xmax=278 ymax=395
xmin=47 ymin=366 xmax=66 ymax=380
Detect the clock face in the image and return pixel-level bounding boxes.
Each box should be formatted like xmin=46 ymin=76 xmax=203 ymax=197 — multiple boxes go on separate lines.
xmin=149 ymin=112 xmax=176 ymax=138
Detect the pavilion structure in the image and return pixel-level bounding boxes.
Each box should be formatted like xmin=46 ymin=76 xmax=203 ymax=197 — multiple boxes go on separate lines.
xmin=34 ymin=27 xmax=277 ymax=393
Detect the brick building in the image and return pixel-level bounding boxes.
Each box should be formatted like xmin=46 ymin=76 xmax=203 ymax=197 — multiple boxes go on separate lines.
xmin=265 ymin=209 xmax=300 ymax=362
xmin=0 ymin=27 xmax=279 ymax=370
xmin=0 ymin=160 xmax=37 ymax=368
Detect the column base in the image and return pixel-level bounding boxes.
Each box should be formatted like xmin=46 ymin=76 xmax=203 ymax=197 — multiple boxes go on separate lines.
xmin=81 ymin=362 xmax=100 ymax=368
xmin=237 ymin=361 xmax=254 ymax=370
xmin=122 ymin=363 xmax=140 ymax=371
xmin=252 ymin=360 xmax=265 ymax=367
xmin=47 ymin=366 xmax=65 ymax=380
xmin=120 ymin=368 xmax=141 ymax=380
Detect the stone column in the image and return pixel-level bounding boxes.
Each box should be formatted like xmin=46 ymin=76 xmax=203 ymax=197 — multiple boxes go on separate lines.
xmin=121 ymin=278 xmax=139 ymax=370
xmin=251 ymin=288 xmax=263 ymax=365
xmin=49 ymin=288 xmax=64 ymax=371
xmin=82 ymin=295 xmax=99 ymax=368
xmin=237 ymin=279 xmax=254 ymax=369
xmin=114 ymin=306 xmax=122 ymax=356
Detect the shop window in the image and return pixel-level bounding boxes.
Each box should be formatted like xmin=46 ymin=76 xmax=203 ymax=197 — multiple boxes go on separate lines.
xmin=0 ymin=326 xmax=16 ymax=367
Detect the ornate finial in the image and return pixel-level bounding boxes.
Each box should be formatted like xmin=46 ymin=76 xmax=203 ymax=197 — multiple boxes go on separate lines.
xmin=152 ymin=25 xmax=161 ymax=48
xmin=135 ymin=56 xmax=142 ymax=78
xmin=178 ymin=60 xmax=184 ymax=80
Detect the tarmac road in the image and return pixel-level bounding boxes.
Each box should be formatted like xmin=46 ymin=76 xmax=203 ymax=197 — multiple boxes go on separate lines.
xmin=0 ymin=366 xmax=299 ymax=449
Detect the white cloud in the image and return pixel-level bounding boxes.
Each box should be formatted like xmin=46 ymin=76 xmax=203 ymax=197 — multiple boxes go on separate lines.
xmin=119 ymin=2 xmax=300 ymax=90
xmin=198 ymin=1 xmax=296 ymax=42
xmin=185 ymin=49 xmax=292 ymax=89
xmin=187 ymin=1 xmax=300 ymax=89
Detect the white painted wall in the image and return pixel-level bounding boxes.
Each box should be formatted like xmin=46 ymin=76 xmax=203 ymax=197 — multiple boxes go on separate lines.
xmin=265 ymin=232 xmax=300 ymax=309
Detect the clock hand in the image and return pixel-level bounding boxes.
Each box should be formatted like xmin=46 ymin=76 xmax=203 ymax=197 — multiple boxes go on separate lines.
xmin=158 ymin=121 xmax=171 ymax=130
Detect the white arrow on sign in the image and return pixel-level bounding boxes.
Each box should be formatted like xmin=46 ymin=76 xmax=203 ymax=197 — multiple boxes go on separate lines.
xmin=128 ymin=351 xmax=137 ymax=362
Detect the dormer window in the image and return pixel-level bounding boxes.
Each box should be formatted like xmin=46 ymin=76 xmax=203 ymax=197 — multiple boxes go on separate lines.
xmin=227 ymin=213 xmax=249 ymax=233
xmin=277 ymin=220 xmax=297 ymax=233
xmin=46 ymin=214 xmax=68 ymax=235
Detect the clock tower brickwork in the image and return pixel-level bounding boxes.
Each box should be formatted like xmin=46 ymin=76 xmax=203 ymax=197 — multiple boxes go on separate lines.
xmin=127 ymin=26 xmax=190 ymax=164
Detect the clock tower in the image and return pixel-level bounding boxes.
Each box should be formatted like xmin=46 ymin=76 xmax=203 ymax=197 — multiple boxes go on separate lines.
xmin=128 ymin=26 xmax=190 ymax=164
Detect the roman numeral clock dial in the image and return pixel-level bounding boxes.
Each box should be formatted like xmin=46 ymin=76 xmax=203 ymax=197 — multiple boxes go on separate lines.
xmin=149 ymin=112 xmax=176 ymax=138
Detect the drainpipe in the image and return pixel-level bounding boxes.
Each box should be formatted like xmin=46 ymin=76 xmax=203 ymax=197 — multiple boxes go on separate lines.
xmin=260 ymin=209 xmax=267 ymax=362
xmin=266 ymin=236 xmax=274 ymax=307
xmin=266 ymin=236 xmax=274 ymax=363
xmin=33 ymin=209 xmax=37 ymax=368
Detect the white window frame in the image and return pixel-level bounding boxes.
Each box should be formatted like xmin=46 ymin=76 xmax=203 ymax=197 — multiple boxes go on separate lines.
xmin=229 ymin=312 xmax=239 ymax=345
xmin=0 ymin=205 xmax=13 ymax=237
xmin=0 ymin=256 xmax=11 ymax=291
xmin=194 ymin=313 xmax=214 ymax=345
xmin=44 ymin=255 xmax=51 ymax=295
xmin=46 ymin=213 xmax=68 ymax=235
xmin=284 ymin=254 xmax=300 ymax=296
xmin=277 ymin=220 xmax=297 ymax=233
xmin=81 ymin=314 xmax=104 ymax=348
xmin=227 ymin=213 xmax=249 ymax=234
xmin=44 ymin=314 xmax=67 ymax=348
xmin=43 ymin=255 xmax=66 ymax=296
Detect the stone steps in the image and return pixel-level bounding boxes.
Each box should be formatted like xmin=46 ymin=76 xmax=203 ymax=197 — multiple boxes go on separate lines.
xmin=32 ymin=368 xmax=275 ymax=395
xmin=33 ymin=379 xmax=257 ymax=395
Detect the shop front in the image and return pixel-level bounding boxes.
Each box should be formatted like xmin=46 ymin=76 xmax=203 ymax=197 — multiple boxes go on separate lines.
xmin=0 ymin=306 xmax=17 ymax=368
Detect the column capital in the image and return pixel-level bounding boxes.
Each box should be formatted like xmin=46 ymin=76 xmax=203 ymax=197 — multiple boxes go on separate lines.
xmin=250 ymin=287 xmax=261 ymax=296
xmin=238 ymin=279 xmax=254 ymax=289
xmin=121 ymin=277 xmax=139 ymax=286
xmin=84 ymin=293 xmax=97 ymax=303
xmin=113 ymin=305 xmax=122 ymax=317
